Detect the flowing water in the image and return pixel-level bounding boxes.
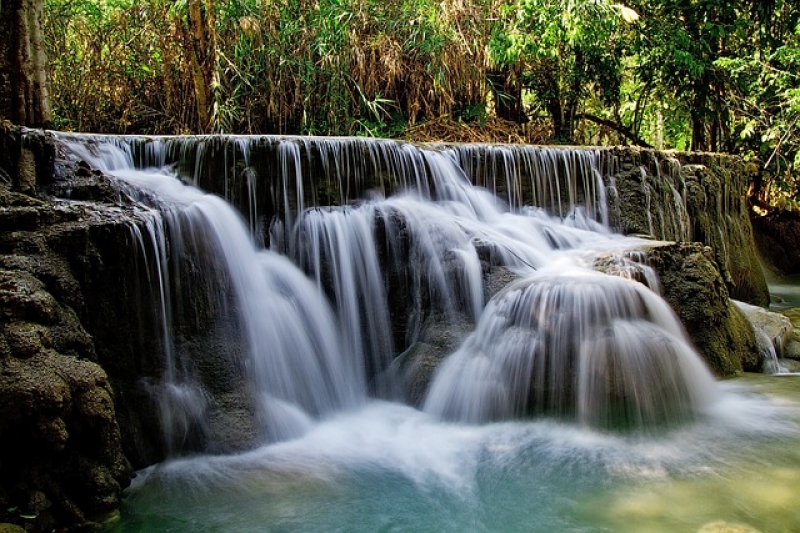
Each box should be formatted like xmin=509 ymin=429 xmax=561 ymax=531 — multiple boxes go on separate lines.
xmin=112 ymin=378 xmax=800 ymax=533
xmin=51 ymin=133 xmax=800 ymax=532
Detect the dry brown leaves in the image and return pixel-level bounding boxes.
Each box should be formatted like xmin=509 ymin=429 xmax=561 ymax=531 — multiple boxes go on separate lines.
xmin=402 ymin=115 xmax=552 ymax=144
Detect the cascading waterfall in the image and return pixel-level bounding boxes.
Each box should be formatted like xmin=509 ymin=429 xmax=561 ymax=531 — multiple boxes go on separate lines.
xmin=423 ymin=266 xmax=716 ymax=428
xmin=62 ymin=139 xmax=364 ymax=446
xmin=55 ymin=131 xmax=718 ymax=446
xmin=47 ymin=132 xmax=800 ymax=533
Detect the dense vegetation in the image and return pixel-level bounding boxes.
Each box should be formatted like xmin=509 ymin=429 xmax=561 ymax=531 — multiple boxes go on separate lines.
xmin=43 ymin=0 xmax=800 ymax=203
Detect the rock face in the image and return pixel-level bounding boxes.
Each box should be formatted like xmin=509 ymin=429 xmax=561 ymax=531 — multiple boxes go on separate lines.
xmin=751 ymin=208 xmax=800 ymax=275
xmin=642 ymin=242 xmax=760 ymax=375
xmin=0 ymin=128 xmax=138 ymax=531
xmin=0 ymin=128 xmax=142 ymax=531
xmin=606 ymin=148 xmax=768 ymax=306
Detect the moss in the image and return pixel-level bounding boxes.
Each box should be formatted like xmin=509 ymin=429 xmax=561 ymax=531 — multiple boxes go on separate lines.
xmin=605 ymin=149 xmax=768 ymax=306
xmin=642 ymin=242 xmax=759 ymax=376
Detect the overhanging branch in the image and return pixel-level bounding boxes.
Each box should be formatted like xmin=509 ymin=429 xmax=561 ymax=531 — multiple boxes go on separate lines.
xmin=577 ymin=113 xmax=653 ymax=148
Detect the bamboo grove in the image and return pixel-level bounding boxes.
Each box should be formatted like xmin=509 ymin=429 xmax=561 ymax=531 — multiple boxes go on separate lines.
xmin=43 ymin=0 xmax=800 ymax=201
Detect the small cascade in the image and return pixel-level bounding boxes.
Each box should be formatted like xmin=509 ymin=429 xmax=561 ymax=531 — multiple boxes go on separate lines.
xmin=52 ymin=133 xmax=619 ymax=232
xmin=450 ymin=144 xmax=610 ymax=225
xmin=758 ymin=332 xmax=789 ymax=375
xmin=637 ymin=154 xmax=690 ymax=242
xmin=291 ymin=206 xmax=396 ymax=394
xmin=51 ymin=131 xmax=725 ymax=452
xmin=424 ymin=266 xmax=716 ymax=430
xmin=96 ymin=162 xmax=364 ymax=448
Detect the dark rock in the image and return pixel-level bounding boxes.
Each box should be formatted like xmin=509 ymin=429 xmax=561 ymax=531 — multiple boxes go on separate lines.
xmin=393 ymin=313 xmax=474 ymax=407
xmin=641 ymin=242 xmax=760 ymax=375
xmin=604 ymin=148 xmax=768 ymax=306
xmin=0 ymin=126 xmax=137 ymax=532
xmin=751 ymin=208 xmax=800 ymax=275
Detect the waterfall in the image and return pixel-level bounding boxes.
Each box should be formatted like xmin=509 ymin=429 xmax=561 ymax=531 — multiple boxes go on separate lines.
xmin=53 ymin=132 xmax=721 ymax=453
xmin=423 ymin=266 xmax=716 ymax=429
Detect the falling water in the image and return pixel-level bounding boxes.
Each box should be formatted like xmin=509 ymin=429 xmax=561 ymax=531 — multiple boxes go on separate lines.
xmin=423 ymin=265 xmax=716 ymax=428
xmin=62 ymin=138 xmax=364 ymax=446
xmin=53 ymin=132 xmax=721 ymax=440
xmin=47 ymin=132 xmax=800 ymax=533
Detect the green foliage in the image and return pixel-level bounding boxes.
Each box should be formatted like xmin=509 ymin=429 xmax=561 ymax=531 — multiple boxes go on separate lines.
xmin=712 ymin=1 xmax=800 ymax=201
xmin=44 ymin=0 xmax=493 ymax=136
xmin=487 ymin=0 xmax=638 ymax=142
xmin=37 ymin=0 xmax=800 ymax=205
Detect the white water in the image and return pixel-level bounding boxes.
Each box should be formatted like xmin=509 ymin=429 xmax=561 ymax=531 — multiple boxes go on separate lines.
xmin=56 ymin=133 xmax=718 ymax=435
xmin=424 ymin=267 xmax=716 ymax=427
xmin=113 ymin=379 xmax=800 ymax=533
xmin=49 ymin=133 xmax=800 ymax=532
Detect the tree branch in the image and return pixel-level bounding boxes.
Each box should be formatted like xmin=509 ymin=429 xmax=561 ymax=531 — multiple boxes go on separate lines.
xmin=577 ymin=113 xmax=653 ymax=148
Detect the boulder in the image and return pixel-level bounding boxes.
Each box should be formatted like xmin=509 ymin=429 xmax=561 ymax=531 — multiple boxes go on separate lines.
xmin=392 ymin=312 xmax=474 ymax=407
xmin=751 ymin=208 xmax=800 ymax=275
xmin=637 ymin=242 xmax=760 ymax=375
xmin=734 ymin=301 xmax=793 ymax=357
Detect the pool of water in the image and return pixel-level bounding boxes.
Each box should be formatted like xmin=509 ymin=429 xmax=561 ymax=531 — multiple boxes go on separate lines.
xmin=107 ymin=375 xmax=800 ymax=533
xmin=766 ymin=272 xmax=800 ymax=311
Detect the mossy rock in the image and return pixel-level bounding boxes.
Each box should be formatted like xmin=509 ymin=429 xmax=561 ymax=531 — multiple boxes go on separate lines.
xmin=640 ymin=242 xmax=760 ymax=375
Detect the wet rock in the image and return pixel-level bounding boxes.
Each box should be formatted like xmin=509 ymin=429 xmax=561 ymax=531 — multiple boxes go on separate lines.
xmin=751 ymin=208 xmax=800 ymax=275
xmin=0 ymin=270 xmax=58 ymax=323
xmin=393 ymin=313 xmax=473 ymax=406
xmin=638 ymin=242 xmax=759 ymax=375
xmin=784 ymin=340 xmax=800 ymax=361
xmin=483 ymin=265 xmax=518 ymax=301
xmin=778 ymin=357 xmax=800 ymax=371
xmin=205 ymin=390 xmax=260 ymax=454
xmin=697 ymin=521 xmax=761 ymax=533
xmin=0 ymin=127 xmax=134 ymax=532
xmin=734 ymin=301 xmax=794 ymax=357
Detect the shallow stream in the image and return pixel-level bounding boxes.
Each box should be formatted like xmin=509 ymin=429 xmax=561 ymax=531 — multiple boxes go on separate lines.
xmin=108 ymin=375 xmax=800 ymax=533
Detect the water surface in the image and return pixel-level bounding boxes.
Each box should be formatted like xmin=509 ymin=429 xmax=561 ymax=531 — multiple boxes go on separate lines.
xmin=109 ymin=375 xmax=800 ymax=533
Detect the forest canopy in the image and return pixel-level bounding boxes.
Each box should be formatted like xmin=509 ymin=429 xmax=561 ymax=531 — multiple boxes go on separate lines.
xmin=42 ymin=0 xmax=800 ymax=203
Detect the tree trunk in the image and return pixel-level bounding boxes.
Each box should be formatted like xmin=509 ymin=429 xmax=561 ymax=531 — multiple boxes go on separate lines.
xmin=0 ymin=0 xmax=52 ymax=126
xmin=549 ymin=95 xmax=575 ymax=144
xmin=185 ymin=0 xmax=216 ymax=133
xmin=487 ymin=69 xmax=527 ymax=124
xmin=690 ymin=89 xmax=708 ymax=152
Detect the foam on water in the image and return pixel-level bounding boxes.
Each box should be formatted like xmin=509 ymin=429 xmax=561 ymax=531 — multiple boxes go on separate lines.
xmin=44 ymin=132 xmax=800 ymax=533
xmin=51 ymin=132 xmax=728 ymax=444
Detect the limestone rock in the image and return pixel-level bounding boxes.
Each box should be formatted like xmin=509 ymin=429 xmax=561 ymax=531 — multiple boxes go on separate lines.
xmin=0 ymin=128 xmax=134 ymax=532
xmin=778 ymin=357 xmax=800 ymax=371
xmin=734 ymin=301 xmax=794 ymax=357
xmin=393 ymin=313 xmax=473 ymax=407
xmin=784 ymin=340 xmax=800 ymax=361
xmin=638 ymin=242 xmax=760 ymax=375
xmin=697 ymin=521 xmax=761 ymax=533
xmin=605 ymin=149 xmax=768 ymax=306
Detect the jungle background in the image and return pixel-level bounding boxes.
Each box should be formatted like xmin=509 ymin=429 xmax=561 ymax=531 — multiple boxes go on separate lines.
xmin=41 ymin=0 xmax=800 ymax=207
